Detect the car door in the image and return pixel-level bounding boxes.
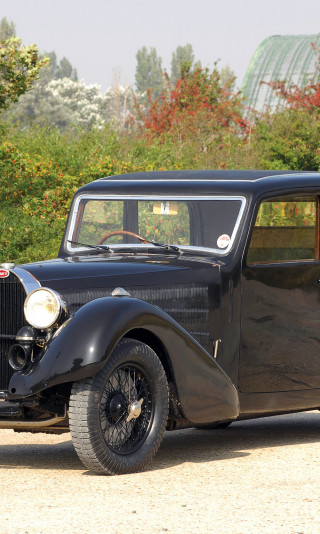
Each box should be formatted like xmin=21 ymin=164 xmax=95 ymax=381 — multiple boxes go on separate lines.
xmin=239 ymin=193 xmax=320 ymax=392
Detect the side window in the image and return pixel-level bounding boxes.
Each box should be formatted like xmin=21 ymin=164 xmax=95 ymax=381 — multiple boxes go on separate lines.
xmin=247 ymin=197 xmax=318 ymax=264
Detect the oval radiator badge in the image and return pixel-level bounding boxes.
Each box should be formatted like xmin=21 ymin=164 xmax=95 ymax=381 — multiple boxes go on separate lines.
xmin=0 ymin=269 xmax=9 ymax=278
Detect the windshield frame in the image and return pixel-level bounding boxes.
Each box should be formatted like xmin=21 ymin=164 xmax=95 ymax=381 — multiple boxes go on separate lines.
xmin=66 ymin=194 xmax=247 ymax=256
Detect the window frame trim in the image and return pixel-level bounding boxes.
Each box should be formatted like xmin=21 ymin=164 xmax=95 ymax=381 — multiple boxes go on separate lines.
xmin=66 ymin=194 xmax=247 ymax=256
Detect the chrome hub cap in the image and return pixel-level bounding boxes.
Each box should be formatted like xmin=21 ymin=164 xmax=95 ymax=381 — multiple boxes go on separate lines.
xmin=126 ymin=398 xmax=144 ymax=423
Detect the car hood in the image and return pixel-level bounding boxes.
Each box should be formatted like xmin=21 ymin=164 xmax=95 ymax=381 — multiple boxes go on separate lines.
xmin=18 ymin=253 xmax=222 ymax=355
xmin=19 ymin=253 xmax=221 ymax=292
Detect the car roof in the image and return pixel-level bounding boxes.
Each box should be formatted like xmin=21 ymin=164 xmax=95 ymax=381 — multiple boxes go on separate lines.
xmin=76 ymin=170 xmax=320 ymax=198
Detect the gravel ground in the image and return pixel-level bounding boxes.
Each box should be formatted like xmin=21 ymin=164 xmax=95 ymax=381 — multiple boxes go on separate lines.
xmin=1 ymin=411 xmax=320 ymax=534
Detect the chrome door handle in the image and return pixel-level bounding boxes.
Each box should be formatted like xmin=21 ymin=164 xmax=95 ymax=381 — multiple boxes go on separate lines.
xmin=213 ymin=339 xmax=221 ymax=359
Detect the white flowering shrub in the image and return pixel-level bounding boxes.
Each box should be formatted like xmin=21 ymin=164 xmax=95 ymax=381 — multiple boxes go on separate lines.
xmin=48 ymin=78 xmax=107 ymax=128
xmin=5 ymin=77 xmax=141 ymax=130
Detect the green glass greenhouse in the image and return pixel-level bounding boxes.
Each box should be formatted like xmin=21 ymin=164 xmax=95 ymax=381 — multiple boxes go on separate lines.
xmin=242 ymin=34 xmax=320 ymax=112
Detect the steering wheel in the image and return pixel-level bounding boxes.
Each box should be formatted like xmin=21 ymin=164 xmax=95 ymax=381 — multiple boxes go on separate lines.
xmin=97 ymin=230 xmax=147 ymax=245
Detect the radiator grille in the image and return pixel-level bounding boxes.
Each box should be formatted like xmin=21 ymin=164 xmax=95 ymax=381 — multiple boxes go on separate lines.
xmin=0 ymin=273 xmax=27 ymax=391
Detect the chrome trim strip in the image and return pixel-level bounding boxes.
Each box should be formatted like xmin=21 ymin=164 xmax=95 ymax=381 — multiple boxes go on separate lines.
xmin=67 ymin=194 xmax=247 ymax=256
xmin=99 ymin=178 xmax=257 ymax=182
xmin=98 ymin=175 xmax=297 ymax=183
xmin=10 ymin=267 xmax=41 ymax=295
xmin=73 ymin=194 xmax=247 ymax=202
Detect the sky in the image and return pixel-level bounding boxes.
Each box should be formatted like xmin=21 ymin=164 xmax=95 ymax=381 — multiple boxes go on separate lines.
xmin=2 ymin=0 xmax=320 ymax=92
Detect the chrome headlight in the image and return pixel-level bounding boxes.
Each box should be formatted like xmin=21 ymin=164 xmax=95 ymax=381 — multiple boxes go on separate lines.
xmin=24 ymin=288 xmax=66 ymax=330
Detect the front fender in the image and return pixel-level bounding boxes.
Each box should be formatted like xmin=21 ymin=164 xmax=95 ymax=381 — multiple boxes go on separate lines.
xmin=9 ymin=296 xmax=239 ymax=423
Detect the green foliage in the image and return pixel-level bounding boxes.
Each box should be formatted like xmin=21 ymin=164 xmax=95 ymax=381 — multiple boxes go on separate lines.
xmin=135 ymin=46 xmax=163 ymax=98
xmin=0 ymin=207 xmax=65 ymax=264
xmin=38 ymin=51 xmax=78 ymax=84
xmin=0 ymin=17 xmax=15 ymax=40
xmin=253 ymin=109 xmax=320 ymax=170
xmin=0 ymin=110 xmax=318 ymax=265
xmin=0 ymin=124 xmax=184 ymax=263
xmin=220 ymin=64 xmax=236 ymax=91
xmin=137 ymin=64 xmax=249 ymax=159
xmin=170 ymin=44 xmax=197 ymax=86
xmin=0 ymin=37 xmax=49 ymax=111
xmin=3 ymin=48 xmax=320 ymax=264
xmin=49 ymin=53 xmax=78 ymax=81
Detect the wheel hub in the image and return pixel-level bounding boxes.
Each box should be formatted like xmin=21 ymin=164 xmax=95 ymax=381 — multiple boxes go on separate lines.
xmin=109 ymin=393 xmax=127 ymax=422
xmin=126 ymin=398 xmax=144 ymax=423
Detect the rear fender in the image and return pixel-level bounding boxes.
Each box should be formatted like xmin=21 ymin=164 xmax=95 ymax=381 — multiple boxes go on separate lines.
xmin=9 ymin=297 xmax=239 ymax=423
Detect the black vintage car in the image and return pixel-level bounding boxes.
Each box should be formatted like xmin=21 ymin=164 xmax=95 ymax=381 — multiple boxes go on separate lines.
xmin=1 ymin=169 xmax=320 ymax=475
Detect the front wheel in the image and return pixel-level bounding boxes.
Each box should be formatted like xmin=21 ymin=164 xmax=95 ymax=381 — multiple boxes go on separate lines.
xmin=69 ymin=338 xmax=169 ymax=475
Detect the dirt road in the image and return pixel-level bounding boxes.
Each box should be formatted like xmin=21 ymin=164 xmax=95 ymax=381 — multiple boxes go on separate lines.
xmin=1 ymin=411 xmax=320 ymax=534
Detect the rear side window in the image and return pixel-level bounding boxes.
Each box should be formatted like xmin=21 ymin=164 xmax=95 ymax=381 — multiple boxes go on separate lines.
xmin=247 ymin=197 xmax=318 ymax=264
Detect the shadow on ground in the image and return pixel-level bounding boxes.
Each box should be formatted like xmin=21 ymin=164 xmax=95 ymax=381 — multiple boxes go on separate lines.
xmin=0 ymin=411 xmax=319 ymax=473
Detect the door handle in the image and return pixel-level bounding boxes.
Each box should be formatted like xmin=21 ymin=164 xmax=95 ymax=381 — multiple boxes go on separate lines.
xmin=213 ymin=339 xmax=221 ymax=359
xmin=315 ymin=279 xmax=320 ymax=285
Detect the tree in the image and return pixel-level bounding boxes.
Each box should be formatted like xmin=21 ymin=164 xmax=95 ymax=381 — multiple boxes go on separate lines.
xmin=170 ymin=44 xmax=197 ymax=86
xmin=253 ymin=109 xmax=320 ymax=171
xmin=4 ymin=48 xmax=81 ymax=126
xmin=0 ymin=37 xmax=49 ymax=111
xmin=6 ymin=78 xmax=108 ymax=130
xmin=0 ymin=17 xmax=15 ymax=40
xmin=7 ymin=76 xmax=139 ymax=131
xmin=40 ymin=51 xmax=78 ymax=82
xmin=139 ymin=64 xmax=248 ymax=143
xmin=220 ymin=64 xmax=236 ymax=91
xmin=0 ymin=16 xmax=77 ymax=115
xmin=135 ymin=46 xmax=163 ymax=97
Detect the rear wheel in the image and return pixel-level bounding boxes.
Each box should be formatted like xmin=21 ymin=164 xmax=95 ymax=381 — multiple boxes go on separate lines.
xmin=69 ymin=338 xmax=168 ymax=475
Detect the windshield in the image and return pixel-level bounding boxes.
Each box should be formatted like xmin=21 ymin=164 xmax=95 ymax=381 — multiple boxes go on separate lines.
xmin=68 ymin=196 xmax=245 ymax=254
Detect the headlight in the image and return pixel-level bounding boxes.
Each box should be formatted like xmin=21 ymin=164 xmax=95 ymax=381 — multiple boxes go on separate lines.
xmin=24 ymin=288 xmax=66 ymax=330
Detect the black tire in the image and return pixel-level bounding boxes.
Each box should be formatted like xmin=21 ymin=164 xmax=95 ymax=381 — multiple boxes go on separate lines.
xmin=194 ymin=422 xmax=232 ymax=430
xmin=69 ymin=338 xmax=169 ymax=475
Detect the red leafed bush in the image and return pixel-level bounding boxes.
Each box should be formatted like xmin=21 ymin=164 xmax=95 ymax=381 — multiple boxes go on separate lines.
xmin=138 ymin=66 xmax=249 ymax=141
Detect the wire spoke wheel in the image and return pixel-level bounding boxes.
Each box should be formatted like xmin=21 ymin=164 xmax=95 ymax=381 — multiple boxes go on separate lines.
xmin=69 ymin=339 xmax=169 ymax=475
xmin=100 ymin=365 xmax=153 ymax=454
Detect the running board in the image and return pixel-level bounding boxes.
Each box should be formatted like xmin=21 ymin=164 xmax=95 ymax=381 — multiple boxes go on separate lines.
xmin=0 ymin=414 xmax=66 ymax=429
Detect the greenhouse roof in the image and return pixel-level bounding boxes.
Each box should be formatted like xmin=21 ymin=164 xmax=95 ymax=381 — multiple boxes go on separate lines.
xmin=242 ymin=34 xmax=320 ymax=112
